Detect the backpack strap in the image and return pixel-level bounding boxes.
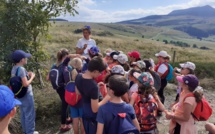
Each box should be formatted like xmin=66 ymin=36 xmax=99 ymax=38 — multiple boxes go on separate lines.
xmin=15 ymin=66 xmax=21 ymax=76
xmin=183 ymin=93 xmax=199 ymax=121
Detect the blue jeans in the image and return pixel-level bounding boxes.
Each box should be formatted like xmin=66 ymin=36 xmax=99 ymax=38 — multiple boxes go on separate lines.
xmin=18 ymin=89 xmax=35 ymax=134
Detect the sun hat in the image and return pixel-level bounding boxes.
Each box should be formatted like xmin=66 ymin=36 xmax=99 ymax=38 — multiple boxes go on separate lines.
xmin=155 ymin=50 xmax=170 ymax=58
xmin=128 ymin=51 xmax=140 ymax=59
xmin=111 ymin=65 xmax=125 ymax=75
xmin=179 ymin=62 xmax=196 ymax=70
xmin=132 ymin=60 xmax=146 ymax=70
xmin=133 ymin=72 xmax=154 ymax=87
xmin=12 ymin=50 xmax=31 ymax=63
xmin=116 ymin=53 xmax=128 ymax=64
xmin=176 ymin=75 xmax=199 ymax=90
xmin=0 ymin=85 xmax=21 ymax=118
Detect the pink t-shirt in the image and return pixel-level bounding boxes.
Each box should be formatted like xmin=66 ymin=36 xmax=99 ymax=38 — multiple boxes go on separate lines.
xmin=169 ymin=91 xmax=197 ymax=134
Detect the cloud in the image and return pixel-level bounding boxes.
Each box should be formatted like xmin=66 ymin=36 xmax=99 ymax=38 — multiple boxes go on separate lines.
xmin=63 ymin=0 xmax=215 ymax=22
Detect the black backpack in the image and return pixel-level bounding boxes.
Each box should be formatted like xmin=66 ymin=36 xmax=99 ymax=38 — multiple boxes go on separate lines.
xmin=49 ymin=64 xmax=72 ymax=89
xmin=10 ymin=67 xmax=28 ymax=98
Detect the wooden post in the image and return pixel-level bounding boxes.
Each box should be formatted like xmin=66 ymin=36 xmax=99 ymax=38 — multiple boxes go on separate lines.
xmin=172 ymin=51 xmax=176 ymax=64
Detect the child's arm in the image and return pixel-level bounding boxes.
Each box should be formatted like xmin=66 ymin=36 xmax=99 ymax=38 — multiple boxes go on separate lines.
xmin=132 ymin=118 xmax=140 ymax=132
xmin=22 ymin=72 xmax=35 ymax=87
xmin=205 ymin=122 xmax=215 ymax=134
xmin=91 ymin=95 xmax=110 ymax=113
xmin=96 ymin=123 xmax=104 ymax=134
xmin=153 ymin=92 xmax=165 ymax=111
xmin=129 ymin=92 xmax=138 ymax=106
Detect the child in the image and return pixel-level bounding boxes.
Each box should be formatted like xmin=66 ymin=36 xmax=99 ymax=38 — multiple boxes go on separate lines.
xmin=0 ymin=85 xmax=22 ymax=134
xmin=127 ymin=51 xmax=141 ymax=66
xmin=96 ymin=75 xmax=140 ymax=134
xmin=107 ymin=51 xmax=120 ymax=69
xmin=69 ymin=58 xmax=85 ymax=134
xmin=11 ymin=50 xmax=37 ymax=134
xmin=130 ymin=72 xmax=165 ymax=133
xmin=128 ymin=69 xmax=141 ymax=99
xmin=75 ymin=56 xmax=110 ymax=134
xmin=48 ymin=48 xmax=78 ymax=132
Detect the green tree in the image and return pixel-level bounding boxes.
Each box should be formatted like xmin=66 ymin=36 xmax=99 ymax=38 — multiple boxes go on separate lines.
xmin=0 ymin=0 xmax=78 ymax=86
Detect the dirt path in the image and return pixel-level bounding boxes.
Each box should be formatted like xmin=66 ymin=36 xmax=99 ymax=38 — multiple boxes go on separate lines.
xmin=40 ymin=83 xmax=214 ymax=134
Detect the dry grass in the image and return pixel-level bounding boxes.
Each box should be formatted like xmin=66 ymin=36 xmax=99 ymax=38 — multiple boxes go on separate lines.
xmin=10 ymin=21 xmax=215 ymax=134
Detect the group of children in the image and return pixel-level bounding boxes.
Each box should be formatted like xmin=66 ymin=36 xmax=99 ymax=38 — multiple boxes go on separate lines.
xmin=0 ymin=25 xmax=214 ymax=134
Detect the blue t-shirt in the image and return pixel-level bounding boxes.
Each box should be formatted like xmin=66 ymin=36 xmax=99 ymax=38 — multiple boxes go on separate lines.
xmin=96 ymin=101 xmax=136 ymax=134
xmin=75 ymin=74 xmax=103 ymax=119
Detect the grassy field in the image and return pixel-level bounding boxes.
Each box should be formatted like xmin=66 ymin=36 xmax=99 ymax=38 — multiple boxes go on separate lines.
xmin=10 ymin=21 xmax=215 ymax=134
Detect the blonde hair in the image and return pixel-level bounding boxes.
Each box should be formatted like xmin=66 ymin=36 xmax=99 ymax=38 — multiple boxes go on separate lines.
xmin=70 ymin=58 xmax=82 ymax=69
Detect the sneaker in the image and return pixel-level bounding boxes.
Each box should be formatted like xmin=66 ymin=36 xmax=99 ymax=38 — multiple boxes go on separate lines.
xmin=33 ymin=131 xmax=39 ymax=134
xmin=60 ymin=125 xmax=71 ymax=133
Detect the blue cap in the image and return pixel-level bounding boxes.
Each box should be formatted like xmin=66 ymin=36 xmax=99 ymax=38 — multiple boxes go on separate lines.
xmin=83 ymin=25 xmax=91 ymax=30
xmin=12 ymin=50 xmax=32 ymax=63
xmin=0 ymin=85 xmax=22 ymax=118
xmin=89 ymin=46 xmax=100 ymax=55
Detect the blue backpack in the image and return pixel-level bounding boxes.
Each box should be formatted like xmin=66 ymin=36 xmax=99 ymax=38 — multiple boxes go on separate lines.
xmin=163 ymin=63 xmax=174 ymax=81
xmin=108 ymin=110 xmax=139 ymax=134
xmin=10 ymin=67 xmax=28 ymax=98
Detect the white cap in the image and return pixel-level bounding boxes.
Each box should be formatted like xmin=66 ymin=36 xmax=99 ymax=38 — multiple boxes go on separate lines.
xmin=155 ymin=50 xmax=170 ymax=58
xmin=115 ymin=54 xmax=128 ymax=64
xmin=180 ymin=62 xmax=196 ymax=70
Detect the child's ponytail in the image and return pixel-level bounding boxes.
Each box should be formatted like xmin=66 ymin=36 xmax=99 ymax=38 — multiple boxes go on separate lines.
xmin=56 ymin=48 xmax=69 ymax=66
xmin=193 ymin=86 xmax=203 ymax=103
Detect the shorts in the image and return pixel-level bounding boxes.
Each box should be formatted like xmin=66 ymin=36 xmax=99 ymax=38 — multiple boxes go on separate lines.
xmin=70 ymin=106 xmax=83 ymax=118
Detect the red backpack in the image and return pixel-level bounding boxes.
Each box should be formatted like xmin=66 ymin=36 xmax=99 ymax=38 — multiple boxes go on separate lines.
xmin=184 ymin=93 xmax=213 ymax=121
xmin=134 ymin=94 xmax=158 ymax=131
xmin=65 ymin=81 xmax=82 ymax=106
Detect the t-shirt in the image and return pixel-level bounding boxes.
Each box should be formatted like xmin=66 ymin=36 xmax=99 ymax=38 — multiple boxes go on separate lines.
xmin=169 ymin=91 xmax=197 ymax=134
xmin=157 ymin=64 xmax=168 ymax=74
xmin=76 ymin=37 xmax=96 ymax=57
xmin=96 ymin=101 xmax=136 ymax=134
xmin=75 ymin=74 xmax=103 ymax=119
xmin=128 ymin=83 xmax=138 ymax=97
xmin=11 ymin=66 xmax=32 ymax=93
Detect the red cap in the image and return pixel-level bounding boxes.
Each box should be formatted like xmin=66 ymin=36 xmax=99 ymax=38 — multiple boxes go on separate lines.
xmin=128 ymin=51 xmax=140 ymax=59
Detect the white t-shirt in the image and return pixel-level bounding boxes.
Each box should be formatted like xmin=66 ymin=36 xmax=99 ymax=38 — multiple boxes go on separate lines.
xmin=76 ymin=38 xmax=96 ymax=57
xmin=128 ymin=83 xmax=138 ymax=97
xmin=157 ymin=64 xmax=168 ymax=74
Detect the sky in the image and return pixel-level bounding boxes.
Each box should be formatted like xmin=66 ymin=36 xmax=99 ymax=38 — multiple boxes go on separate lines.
xmin=60 ymin=0 xmax=215 ymax=23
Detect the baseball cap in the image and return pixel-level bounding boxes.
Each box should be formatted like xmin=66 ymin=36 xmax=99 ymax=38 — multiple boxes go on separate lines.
xmin=155 ymin=50 xmax=170 ymax=58
xmin=128 ymin=51 xmax=140 ymax=59
xmin=0 ymin=85 xmax=21 ymax=118
xmin=111 ymin=65 xmax=125 ymax=75
xmin=12 ymin=50 xmax=31 ymax=63
xmin=109 ymin=51 xmax=120 ymax=59
xmin=132 ymin=60 xmax=146 ymax=70
xmin=176 ymin=75 xmax=199 ymax=90
xmin=88 ymin=46 xmax=100 ymax=56
xmin=133 ymin=72 xmax=154 ymax=87
xmin=116 ymin=53 xmax=128 ymax=64
xmin=180 ymin=62 xmax=196 ymax=70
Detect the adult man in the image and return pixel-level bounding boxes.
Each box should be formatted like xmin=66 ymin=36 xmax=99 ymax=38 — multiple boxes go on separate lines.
xmin=76 ymin=26 xmax=96 ymax=57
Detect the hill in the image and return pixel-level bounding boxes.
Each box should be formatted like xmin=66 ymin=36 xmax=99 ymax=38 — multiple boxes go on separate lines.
xmin=118 ymin=5 xmax=215 ymax=38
